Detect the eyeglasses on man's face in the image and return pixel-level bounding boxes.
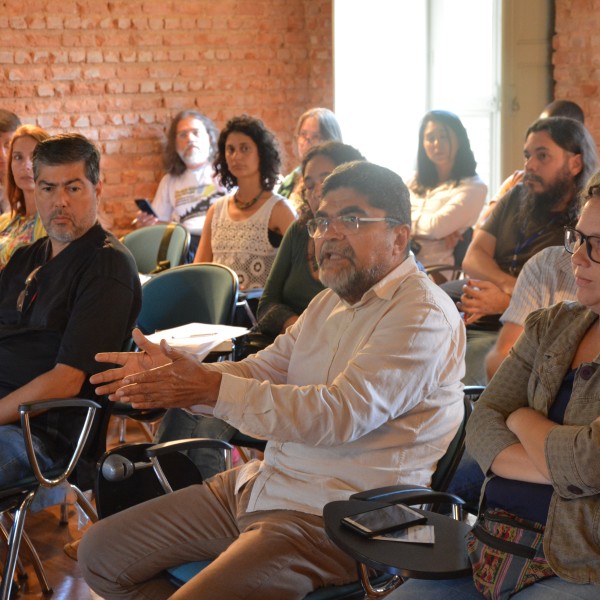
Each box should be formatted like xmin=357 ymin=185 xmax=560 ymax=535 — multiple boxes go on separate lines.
xmin=306 ymin=215 xmax=402 ymax=239
xmin=564 ymin=226 xmax=600 ymax=264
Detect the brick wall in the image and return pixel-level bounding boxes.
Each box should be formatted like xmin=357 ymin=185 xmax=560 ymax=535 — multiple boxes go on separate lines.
xmin=553 ymin=0 xmax=600 ymax=144
xmin=0 ymin=0 xmax=333 ymax=233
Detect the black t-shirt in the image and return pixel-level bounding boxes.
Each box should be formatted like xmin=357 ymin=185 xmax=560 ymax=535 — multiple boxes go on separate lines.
xmin=482 ymin=184 xmax=571 ymax=276
xmin=0 ymin=223 xmax=141 ymax=456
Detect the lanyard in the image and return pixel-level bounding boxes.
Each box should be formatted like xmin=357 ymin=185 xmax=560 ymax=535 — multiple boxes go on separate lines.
xmin=509 ymin=216 xmax=560 ymax=276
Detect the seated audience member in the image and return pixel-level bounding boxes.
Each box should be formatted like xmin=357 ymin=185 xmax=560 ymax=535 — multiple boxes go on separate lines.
xmin=455 ymin=116 xmax=597 ymax=385
xmin=79 ymin=161 xmax=466 ymax=600
xmin=0 ymin=125 xmax=49 ymax=269
xmin=256 ymin=141 xmax=365 ymax=340
xmin=386 ymin=186 xmax=600 ymax=600
xmin=0 ymin=109 xmax=21 ymax=213
xmin=194 ymin=114 xmax=295 ymax=290
xmin=448 ymin=244 xmax=578 ymax=506
xmin=277 ymin=107 xmax=343 ymax=210
xmin=0 ymin=134 xmax=141 ymax=495
xmin=133 ymin=109 xmax=225 ymax=259
xmin=477 ymin=99 xmax=585 ymax=227
xmin=409 ymin=110 xmax=487 ymax=271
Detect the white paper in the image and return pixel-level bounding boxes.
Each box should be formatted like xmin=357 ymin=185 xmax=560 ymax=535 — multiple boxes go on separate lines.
xmin=147 ymin=323 xmax=249 ymax=361
xmin=373 ymin=524 xmax=435 ymax=544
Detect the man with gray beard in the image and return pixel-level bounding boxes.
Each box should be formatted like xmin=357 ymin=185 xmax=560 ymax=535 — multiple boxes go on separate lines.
xmin=79 ymin=161 xmax=465 ymax=600
xmin=453 ymin=116 xmax=598 ymax=385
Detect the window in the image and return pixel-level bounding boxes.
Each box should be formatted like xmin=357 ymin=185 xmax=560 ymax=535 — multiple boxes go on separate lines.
xmin=334 ymin=0 xmax=500 ymax=195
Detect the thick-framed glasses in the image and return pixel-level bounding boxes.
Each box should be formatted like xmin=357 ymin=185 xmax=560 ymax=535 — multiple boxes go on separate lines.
xmin=306 ymin=215 xmax=402 ymax=239
xmin=564 ymin=226 xmax=600 ymax=264
xmin=16 ymin=266 xmax=41 ymax=313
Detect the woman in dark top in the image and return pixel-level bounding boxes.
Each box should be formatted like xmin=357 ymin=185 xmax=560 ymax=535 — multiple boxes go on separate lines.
xmin=257 ymin=142 xmax=365 ymax=339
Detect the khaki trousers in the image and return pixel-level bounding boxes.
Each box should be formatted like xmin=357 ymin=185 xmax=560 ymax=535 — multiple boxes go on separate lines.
xmin=79 ymin=467 xmax=356 ymax=599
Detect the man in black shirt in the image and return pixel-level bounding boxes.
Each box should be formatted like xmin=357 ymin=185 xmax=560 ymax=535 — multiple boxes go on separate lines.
xmin=0 ymin=133 xmax=141 ymax=489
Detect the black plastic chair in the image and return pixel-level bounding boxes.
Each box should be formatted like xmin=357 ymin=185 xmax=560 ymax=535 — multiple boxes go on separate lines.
xmin=113 ymin=263 xmax=241 ymax=442
xmin=0 ymin=397 xmax=109 ymax=600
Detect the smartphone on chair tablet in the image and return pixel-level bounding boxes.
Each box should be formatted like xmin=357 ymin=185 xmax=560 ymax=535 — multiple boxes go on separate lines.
xmin=342 ymin=503 xmax=428 ymax=537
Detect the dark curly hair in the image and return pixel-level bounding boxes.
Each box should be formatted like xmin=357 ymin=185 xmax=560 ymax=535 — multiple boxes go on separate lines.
xmin=164 ymin=110 xmax=219 ymax=176
xmin=213 ymin=115 xmax=281 ymax=191
xmin=411 ymin=110 xmax=478 ymax=195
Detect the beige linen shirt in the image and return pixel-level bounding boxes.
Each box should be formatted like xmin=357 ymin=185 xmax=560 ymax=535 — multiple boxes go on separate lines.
xmin=467 ymin=302 xmax=600 ymax=583
xmin=195 ymin=256 xmax=465 ymax=516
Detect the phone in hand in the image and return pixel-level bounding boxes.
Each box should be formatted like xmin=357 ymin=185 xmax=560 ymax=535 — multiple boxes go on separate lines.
xmin=135 ymin=198 xmax=157 ymax=218
xmin=342 ymin=503 xmax=427 ymax=537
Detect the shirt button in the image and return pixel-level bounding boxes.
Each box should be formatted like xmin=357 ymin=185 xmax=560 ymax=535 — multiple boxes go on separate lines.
xmin=579 ymin=365 xmax=595 ymax=380
xmin=567 ymin=485 xmax=583 ymax=495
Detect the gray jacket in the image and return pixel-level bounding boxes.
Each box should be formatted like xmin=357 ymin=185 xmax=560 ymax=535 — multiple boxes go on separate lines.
xmin=466 ymin=301 xmax=600 ymax=583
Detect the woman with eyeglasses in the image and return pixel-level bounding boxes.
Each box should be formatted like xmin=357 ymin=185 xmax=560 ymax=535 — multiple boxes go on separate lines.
xmin=386 ymin=173 xmax=600 ymax=599
xmin=409 ymin=110 xmax=487 ymax=272
xmin=255 ymin=142 xmax=365 ymax=342
xmin=277 ymin=108 xmax=343 ymax=211
xmin=193 ymin=115 xmax=295 ymax=291
xmin=0 ymin=125 xmax=50 ymax=270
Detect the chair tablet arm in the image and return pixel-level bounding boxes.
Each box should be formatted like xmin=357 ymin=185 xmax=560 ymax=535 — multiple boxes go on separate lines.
xmin=238 ymin=288 xmax=264 ymax=301
xmin=351 ymin=484 xmax=432 ymax=502
xmin=18 ymin=398 xmax=100 ymax=488
xmin=351 ymin=485 xmax=465 ymax=508
xmin=146 ymin=438 xmax=234 ymax=457
xmin=19 ymin=397 xmax=102 ymax=415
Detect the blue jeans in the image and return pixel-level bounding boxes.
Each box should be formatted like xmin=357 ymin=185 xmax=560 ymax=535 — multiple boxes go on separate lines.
xmin=447 ymin=451 xmax=485 ymax=509
xmin=0 ymin=424 xmax=69 ymax=511
xmin=385 ymin=575 xmax=600 ymax=599
xmin=154 ymin=409 xmax=236 ymax=479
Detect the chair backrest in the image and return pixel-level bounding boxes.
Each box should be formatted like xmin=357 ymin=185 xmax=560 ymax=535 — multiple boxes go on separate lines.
xmin=122 ymin=224 xmax=190 ymax=274
xmin=430 ymin=385 xmax=485 ymax=491
xmin=137 ymin=263 xmax=239 ymax=334
xmin=453 ymin=226 xmax=474 ymax=268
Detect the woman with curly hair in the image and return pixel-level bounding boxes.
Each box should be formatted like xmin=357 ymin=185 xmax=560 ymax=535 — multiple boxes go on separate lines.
xmin=0 ymin=124 xmax=49 ymax=269
xmin=194 ymin=114 xmax=295 ymax=290
xmin=409 ymin=110 xmax=487 ymax=270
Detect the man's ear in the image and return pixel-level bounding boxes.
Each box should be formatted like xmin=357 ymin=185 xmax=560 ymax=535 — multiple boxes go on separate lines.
xmin=94 ymin=180 xmax=103 ymax=202
xmin=392 ymin=224 xmax=411 ymax=258
xmin=569 ymin=153 xmax=583 ymax=178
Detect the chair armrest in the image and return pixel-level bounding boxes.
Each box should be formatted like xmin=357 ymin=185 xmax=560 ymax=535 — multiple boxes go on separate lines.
xmin=19 ymin=397 xmax=101 ymax=488
xmin=351 ymin=485 xmax=465 ymax=508
xmin=146 ymin=437 xmax=234 ymax=458
xmin=350 ymin=484 xmax=431 ymax=502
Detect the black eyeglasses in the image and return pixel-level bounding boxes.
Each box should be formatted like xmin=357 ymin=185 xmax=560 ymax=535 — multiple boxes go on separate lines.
xmin=16 ymin=266 xmax=41 ymax=313
xmin=564 ymin=226 xmax=600 ymax=264
xmin=306 ymin=215 xmax=402 ymax=239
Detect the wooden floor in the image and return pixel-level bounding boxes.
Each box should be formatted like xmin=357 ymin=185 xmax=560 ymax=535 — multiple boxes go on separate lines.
xmin=2 ymin=417 xmax=149 ymax=600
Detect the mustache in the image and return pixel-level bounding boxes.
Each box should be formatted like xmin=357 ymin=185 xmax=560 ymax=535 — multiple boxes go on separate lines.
xmin=523 ymin=173 xmax=543 ymax=185
xmin=318 ymin=242 xmax=355 ymax=263
xmin=49 ymin=210 xmax=73 ymax=220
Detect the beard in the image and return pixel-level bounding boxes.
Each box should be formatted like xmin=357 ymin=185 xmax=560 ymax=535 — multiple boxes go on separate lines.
xmin=521 ymin=164 xmax=575 ymax=228
xmin=318 ymin=242 xmax=393 ymax=305
xmin=177 ymin=146 xmax=208 ymax=168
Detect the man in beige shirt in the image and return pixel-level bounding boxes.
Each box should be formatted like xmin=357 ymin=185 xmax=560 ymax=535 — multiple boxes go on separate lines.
xmin=80 ymin=161 xmax=465 ymax=600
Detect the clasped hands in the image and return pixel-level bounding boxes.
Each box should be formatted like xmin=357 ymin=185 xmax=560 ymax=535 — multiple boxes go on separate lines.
xmin=89 ymin=328 xmax=222 ymax=410
xmin=457 ymin=278 xmax=511 ymax=325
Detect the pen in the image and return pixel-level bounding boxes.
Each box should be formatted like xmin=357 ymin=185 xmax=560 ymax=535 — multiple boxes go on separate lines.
xmin=168 ymin=333 xmax=217 ymax=340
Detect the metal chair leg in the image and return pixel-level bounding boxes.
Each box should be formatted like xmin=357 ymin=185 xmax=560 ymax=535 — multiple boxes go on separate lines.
xmin=357 ymin=562 xmax=403 ymax=598
xmin=69 ymin=484 xmax=98 ymax=524
xmin=0 ymin=491 xmax=50 ymax=600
